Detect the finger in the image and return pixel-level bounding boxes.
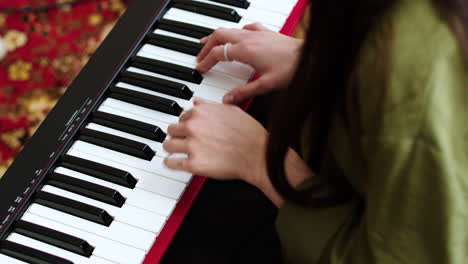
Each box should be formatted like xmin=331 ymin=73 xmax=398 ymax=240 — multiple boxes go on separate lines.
xmin=193 ymin=97 xmax=213 ymax=106
xmin=223 ymin=75 xmax=271 ymax=104
xmin=242 ymin=22 xmax=271 ymax=32
xmin=196 ymin=45 xmax=226 ymax=72
xmin=163 ymin=138 xmax=190 ymax=154
xmin=164 ymin=157 xmax=190 ymax=172
xmin=197 ymin=43 xmax=248 ymax=72
xmin=167 ymin=123 xmax=188 ymax=138
xmin=197 ymin=28 xmax=246 ymax=62
xmin=179 ymin=109 xmax=193 ymax=122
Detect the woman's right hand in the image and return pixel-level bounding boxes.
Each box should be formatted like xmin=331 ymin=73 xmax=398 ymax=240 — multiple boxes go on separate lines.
xmin=196 ymin=23 xmax=303 ymax=105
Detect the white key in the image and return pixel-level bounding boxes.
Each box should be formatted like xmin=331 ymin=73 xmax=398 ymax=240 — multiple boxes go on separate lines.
xmin=87 ymin=122 xmax=169 ymax=158
xmin=0 ymin=254 xmax=28 ymax=264
xmin=41 ymin=185 xmax=169 ymax=233
xmin=97 ymin=105 xmax=169 ymax=133
xmin=154 ymin=29 xmax=201 ymax=42
xmin=138 ymin=44 xmax=253 ymax=83
xmin=138 ymin=48 xmax=247 ymax=90
xmin=70 ymin=141 xmax=192 ymax=183
xmin=127 ymin=67 xmax=227 ymax=103
xmin=249 ymin=0 xmax=296 ymax=16
xmin=64 ymin=150 xmax=186 ymax=198
xmin=116 ymin=82 xmax=194 ymax=110
xmin=193 ymin=0 xmax=287 ymax=27
xmin=54 ymin=166 xmax=184 ymax=207
xmin=21 ymin=212 xmax=145 ymax=264
xmin=164 ymin=8 xmax=280 ymax=32
xmin=102 ymin=98 xmax=179 ymax=124
xmin=7 ymin=233 xmax=116 ymax=264
xmin=27 ymin=204 xmax=155 ymax=252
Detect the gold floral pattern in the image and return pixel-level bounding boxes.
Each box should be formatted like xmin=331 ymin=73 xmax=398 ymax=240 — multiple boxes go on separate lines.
xmin=88 ymin=13 xmax=104 ymax=26
xmin=8 ymin=60 xmax=33 ymax=81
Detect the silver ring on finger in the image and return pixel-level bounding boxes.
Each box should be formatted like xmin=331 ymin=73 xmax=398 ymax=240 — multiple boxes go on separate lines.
xmin=224 ymin=43 xmax=232 ymax=61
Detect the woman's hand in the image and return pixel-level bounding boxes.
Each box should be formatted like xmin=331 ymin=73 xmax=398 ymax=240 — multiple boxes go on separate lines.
xmin=196 ymin=23 xmax=303 ymax=105
xmin=163 ymin=99 xmax=268 ymax=186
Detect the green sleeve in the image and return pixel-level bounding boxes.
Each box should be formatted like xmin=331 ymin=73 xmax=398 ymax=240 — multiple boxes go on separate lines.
xmin=327 ymin=0 xmax=468 ymax=263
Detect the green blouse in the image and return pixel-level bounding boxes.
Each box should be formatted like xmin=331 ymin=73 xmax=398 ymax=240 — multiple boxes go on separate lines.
xmin=277 ymin=0 xmax=468 ymax=263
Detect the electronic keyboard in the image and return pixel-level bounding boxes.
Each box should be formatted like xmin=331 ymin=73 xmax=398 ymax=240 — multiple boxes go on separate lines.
xmin=0 ymin=0 xmax=308 ymax=263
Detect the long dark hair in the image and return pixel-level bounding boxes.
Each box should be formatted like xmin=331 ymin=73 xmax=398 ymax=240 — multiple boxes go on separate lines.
xmin=266 ymin=0 xmax=468 ymax=206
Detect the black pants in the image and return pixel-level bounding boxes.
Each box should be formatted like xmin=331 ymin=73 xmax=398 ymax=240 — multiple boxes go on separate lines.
xmin=161 ymin=180 xmax=283 ymax=264
xmin=161 ymin=95 xmax=283 ymax=263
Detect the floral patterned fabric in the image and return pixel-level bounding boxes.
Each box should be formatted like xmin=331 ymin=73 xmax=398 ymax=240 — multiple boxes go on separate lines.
xmin=0 ymin=0 xmax=127 ymax=177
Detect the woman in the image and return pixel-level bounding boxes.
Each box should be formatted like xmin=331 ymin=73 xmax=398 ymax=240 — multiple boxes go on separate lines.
xmin=163 ymin=0 xmax=468 ymax=262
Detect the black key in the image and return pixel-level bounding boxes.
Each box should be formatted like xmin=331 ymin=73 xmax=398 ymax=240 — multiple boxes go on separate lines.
xmin=131 ymin=55 xmax=203 ymax=84
xmin=120 ymin=70 xmax=193 ymax=100
xmin=146 ymin=33 xmax=203 ymax=57
xmin=209 ymin=0 xmax=250 ymax=8
xmin=59 ymin=155 xmax=137 ymax=189
xmin=48 ymin=172 xmax=126 ymax=207
xmin=109 ymin=86 xmax=183 ymax=116
xmin=91 ymin=111 xmax=166 ymax=142
xmin=173 ymin=0 xmax=241 ymax=22
xmin=79 ymin=128 xmax=156 ymax=161
xmin=14 ymin=220 xmax=94 ymax=257
xmin=34 ymin=191 xmax=113 ymax=226
xmin=159 ymin=18 xmax=214 ymax=39
xmin=0 ymin=240 xmax=73 ymax=264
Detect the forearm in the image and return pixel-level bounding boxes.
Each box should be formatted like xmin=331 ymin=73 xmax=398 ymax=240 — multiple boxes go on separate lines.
xmin=248 ymin=148 xmax=313 ymax=208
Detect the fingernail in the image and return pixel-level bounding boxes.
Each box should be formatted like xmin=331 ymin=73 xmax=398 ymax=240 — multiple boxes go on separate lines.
xmin=200 ymin=37 xmax=208 ymax=43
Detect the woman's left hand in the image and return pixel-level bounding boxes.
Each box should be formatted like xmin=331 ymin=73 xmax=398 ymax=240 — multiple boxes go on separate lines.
xmin=163 ymin=99 xmax=268 ymax=186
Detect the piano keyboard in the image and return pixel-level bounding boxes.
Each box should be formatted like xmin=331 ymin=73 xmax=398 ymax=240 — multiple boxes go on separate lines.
xmin=0 ymin=0 xmax=307 ymax=263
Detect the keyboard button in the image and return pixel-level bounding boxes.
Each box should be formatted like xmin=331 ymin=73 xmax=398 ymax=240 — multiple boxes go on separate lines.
xmin=209 ymin=0 xmax=250 ymax=8
xmin=79 ymin=127 xmax=156 ymax=161
xmin=164 ymin=8 xmax=280 ymax=32
xmin=127 ymin=67 xmax=227 ymax=103
xmin=154 ymin=29 xmax=201 ymax=43
xmin=0 ymin=253 xmax=28 ymax=264
xmin=70 ymin=141 xmax=192 ymax=183
xmin=120 ymin=70 xmax=193 ymax=100
xmin=7 ymin=234 xmax=114 ymax=264
xmin=27 ymin=204 xmax=155 ymax=252
xmin=110 ymin=85 xmax=184 ymax=116
xmin=21 ymin=212 xmax=146 ymax=264
xmin=60 ymin=155 xmax=138 ymax=189
xmin=41 ymin=185 xmax=169 ymax=233
xmin=131 ymin=55 xmax=203 ymax=84
xmin=97 ymin=105 xmax=169 ymax=133
xmin=48 ymin=172 xmax=126 ymax=207
xmin=115 ymin=82 xmax=194 ymax=110
xmin=86 ymin=122 xmax=169 ymax=158
xmin=196 ymin=0 xmax=287 ymax=27
xmin=139 ymin=43 xmax=254 ymax=80
xmin=0 ymin=240 xmax=72 ymax=264
xmin=130 ymin=55 xmax=202 ymax=85
xmin=248 ymin=0 xmax=296 ymax=15
xmin=158 ymin=18 xmax=214 ymax=39
xmin=14 ymin=220 xmax=93 ymax=257
xmin=60 ymin=152 xmax=186 ymax=199
xmin=147 ymin=33 xmax=203 ymax=57
xmin=91 ymin=111 xmax=167 ymax=142
xmin=34 ymin=190 xmax=114 ymax=226
xmin=138 ymin=47 xmax=250 ymax=88
xmin=102 ymin=98 xmax=180 ymax=124
xmin=172 ymin=0 xmax=242 ymax=22
xmin=56 ymin=164 xmax=184 ymax=205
